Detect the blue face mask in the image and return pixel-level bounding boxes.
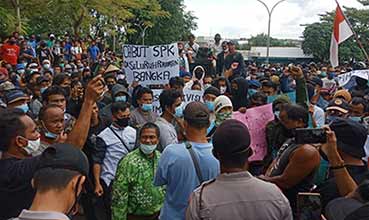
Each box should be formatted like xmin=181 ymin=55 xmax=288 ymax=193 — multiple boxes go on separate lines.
xmin=326 ymin=115 xmax=339 ymax=124
xmin=175 ymin=105 xmax=183 ymax=118
xmin=141 ymin=103 xmax=153 ymax=112
xmin=349 ymin=116 xmax=362 ymax=122
xmin=115 ymin=96 xmax=127 ymax=102
xmin=45 ymin=131 xmax=58 ymax=139
xmin=320 ymin=72 xmax=327 ymax=78
xmin=40 ymin=87 xmax=48 ymax=94
xmin=248 ymin=89 xmax=258 ymax=98
xmin=16 ymin=104 xmax=29 ymax=113
xmin=205 ymin=101 xmax=215 ymax=112
xmin=328 ymin=72 xmax=335 ymax=79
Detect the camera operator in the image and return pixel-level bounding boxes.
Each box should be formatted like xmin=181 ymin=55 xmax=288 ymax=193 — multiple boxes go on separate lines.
xmin=260 ymin=104 xmax=321 ymax=215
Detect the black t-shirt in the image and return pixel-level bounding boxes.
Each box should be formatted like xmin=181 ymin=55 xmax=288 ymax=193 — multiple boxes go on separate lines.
xmin=317 ymin=165 xmax=369 ymax=209
xmin=0 ymin=156 xmax=41 ymax=219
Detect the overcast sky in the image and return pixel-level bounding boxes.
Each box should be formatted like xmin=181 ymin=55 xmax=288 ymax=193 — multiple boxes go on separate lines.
xmin=184 ymin=0 xmax=364 ymax=39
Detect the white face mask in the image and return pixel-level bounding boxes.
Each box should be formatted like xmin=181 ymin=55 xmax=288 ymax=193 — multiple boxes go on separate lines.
xmin=21 ymin=137 xmax=41 ymax=155
xmin=43 ymin=64 xmax=50 ymax=69
xmin=220 ymin=86 xmax=227 ymax=94
xmin=140 ymin=143 xmax=157 ymax=155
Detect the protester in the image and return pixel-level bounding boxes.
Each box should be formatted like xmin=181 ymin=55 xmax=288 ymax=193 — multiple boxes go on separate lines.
xmin=231 ymin=77 xmax=248 ymax=112
xmin=187 ymin=120 xmax=293 ymax=220
xmin=216 ymin=41 xmax=229 ymax=76
xmin=154 ymin=102 xmax=220 ymax=220
xmin=130 ymin=87 xmax=158 ymax=129
xmin=12 ymin=143 xmax=89 ymax=220
xmin=224 ymin=40 xmax=246 ymax=80
xmin=185 ymin=34 xmax=200 ymax=59
xmin=155 ymin=89 xmax=182 ymax=150
xmin=0 ymin=36 xmax=20 ymax=66
xmin=262 ymin=104 xmax=321 ymax=215
xmin=112 ymin=122 xmax=164 ymax=220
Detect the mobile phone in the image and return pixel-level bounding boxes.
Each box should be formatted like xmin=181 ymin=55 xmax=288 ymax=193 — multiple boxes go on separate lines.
xmin=297 ymin=193 xmax=322 ymax=220
xmin=295 ymin=128 xmax=327 ymax=144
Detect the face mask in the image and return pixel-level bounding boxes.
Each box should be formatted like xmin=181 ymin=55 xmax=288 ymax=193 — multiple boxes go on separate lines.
xmin=16 ymin=103 xmax=29 ymax=113
xmin=115 ymin=117 xmax=129 ymax=127
xmin=349 ymin=116 xmax=362 ymax=122
xmin=43 ymin=64 xmax=50 ymax=69
xmin=21 ymin=137 xmax=41 ymax=155
xmin=224 ymin=49 xmax=229 ymax=53
xmin=220 ymin=86 xmax=227 ymax=94
xmin=204 ymin=83 xmax=211 ymax=90
xmin=274 ymin=111 xmax=280 ymax=120
xmin=140 ymin=143 xmax=157 ymax=155
xmin=40 ymin=87 xmax=48 ymax=94
xmin=215 ymin=111 xmax=232 ymax=126
xmin=17 ymin=69 xmax=25 ymax=74
xmin=175 ymin=106 xmax=183 ymax=118
xmin=141 ymin=103 xmax=153 ymax=112
xmin=63 ymin=87 xmax=71 ymax=97
xmin=248 ymin=89 xmax=258 ymax=97
xmin=30 ymin=68 xmax=38 ymax=73
xmin=205 ymin=101 xmax=215 ymax=112
xmin=320 ymin=72 xmax=327 ymax=78
xmin=115 ymin=96 xmax=127 ymax=102
xmin=60 ymin=63 xmax=65 ymax=68
xmin=326 ymin=115 xmax=339 ymax=124
xmin=328 ymin=72 xmax=335 ymax=79
xmin=66 ymin=176 xmax=83 ymax=219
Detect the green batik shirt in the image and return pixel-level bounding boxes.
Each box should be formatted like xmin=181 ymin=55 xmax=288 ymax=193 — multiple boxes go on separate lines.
xmin=112 ymin=148 xmax=165 ymax=220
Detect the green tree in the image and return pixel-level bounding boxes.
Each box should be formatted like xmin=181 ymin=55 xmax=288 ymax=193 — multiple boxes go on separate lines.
xmin=128 ymin=0 xmax=197 ymax=45
xmin=248 ymin=33 xmax=297 ymax=47
xmin=302 ymin=5 xmax=369 ymax=62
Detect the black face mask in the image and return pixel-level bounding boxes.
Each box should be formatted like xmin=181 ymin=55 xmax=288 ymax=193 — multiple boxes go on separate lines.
xmin=281 ymin=123 xmax=295 ymax=138
xmin=107 ymin=84 xmax=114 ymax=91
xmin=115 ymin=117 xmax=129 ymax=127
xmin=66 ymin=176 xmax=83 ymax=219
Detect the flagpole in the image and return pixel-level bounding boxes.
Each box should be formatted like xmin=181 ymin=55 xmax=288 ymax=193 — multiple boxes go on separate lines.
xmin=335 ymin=0 xmax=369 ymax=62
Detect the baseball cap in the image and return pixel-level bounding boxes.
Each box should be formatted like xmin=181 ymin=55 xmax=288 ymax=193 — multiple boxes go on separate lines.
xmin=248 ymin=80 xmax=261 ymax=89
xmin=214 ymin=95 xmax=233 ymax=113
xmin=183 ymin=102 xmax=210 ymax=124
xmin=333 ymin=89 xmax=352 ymax=103
xmin=326 ymin=98 xmax=350 ymax=114
xmin=0 ymin=81 xmax=15 ymax=92
xmin=204 ymin=86 xmax=220 ymax=97
xmin=36 ymin=76 xmax=49 ymax=85
xmin=270 ymin=75 xmax=280 ymax=85
xmin=39 ymin=143 xmax=89 ymax=176
xmin=213 ymin=119 xmax=251 ymax=157
xmin=5 ymin=89 xmax=28 ymax=104
xmin=330 ymin=118 xmax=367 ymax=158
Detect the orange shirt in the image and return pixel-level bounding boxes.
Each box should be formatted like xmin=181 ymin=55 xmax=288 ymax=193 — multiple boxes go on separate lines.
xmin=0 ymin=43 xmax=20 ymax=65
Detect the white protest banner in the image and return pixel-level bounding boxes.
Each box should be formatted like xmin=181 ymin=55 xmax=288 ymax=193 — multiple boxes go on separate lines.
xmin=123 ymin=43 xmax=179 ymax=86
xmin=336 ymin=70 xmax=369 ymax=87
xmin=152 ymin=89 xmax=163 ymax=115
xmin=183 ymin=89 xmax=204 ymax=107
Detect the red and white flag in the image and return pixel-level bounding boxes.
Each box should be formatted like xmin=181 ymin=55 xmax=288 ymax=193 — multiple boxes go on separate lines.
xmin=330 ymin=4 xmax=353 ymax=67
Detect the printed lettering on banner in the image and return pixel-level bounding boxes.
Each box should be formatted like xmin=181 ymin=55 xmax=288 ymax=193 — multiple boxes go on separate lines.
xmin=123 ymin=44 xmax=179 ymax=86
xmin=152 ymin=89 xmax=163 ymax=115
xmin=183 ymin=89 xmax=204 ymax=107
xmin=233 ymin=104 xmax=275 ymax=162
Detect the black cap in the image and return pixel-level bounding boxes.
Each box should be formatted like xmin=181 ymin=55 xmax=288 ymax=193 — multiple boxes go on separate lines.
xmin=204 ymin=86 xmax=220 ymax=97
xmin=39 ymin=143 xmax=89 ymax=176
xmin=330 ymin=118 xmax=367 ymax=158
xmin=213 ymin=119 xmax=251 ymax=157
xmin=183 ymin=102 xmax=209 ymax=123
xmin=36 ymin=76 xmax=49 ymax=85
xmin=326 ymin=98 xmax=350 ymax=114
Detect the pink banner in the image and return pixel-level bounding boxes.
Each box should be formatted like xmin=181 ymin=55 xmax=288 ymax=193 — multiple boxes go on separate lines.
xmin=233 ymin=104 xmax=274 ymax=162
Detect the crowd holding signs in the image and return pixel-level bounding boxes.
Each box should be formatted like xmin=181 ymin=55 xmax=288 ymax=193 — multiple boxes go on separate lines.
xmin=1 ymin=30 xmax=369 ymax=220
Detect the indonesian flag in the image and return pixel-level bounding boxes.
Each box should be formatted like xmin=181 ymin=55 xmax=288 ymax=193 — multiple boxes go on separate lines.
xmin=330 ymin=5 xmax=353 ymax=67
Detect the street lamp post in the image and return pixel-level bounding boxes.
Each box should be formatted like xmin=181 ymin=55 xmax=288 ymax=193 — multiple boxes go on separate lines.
xmin=256 ymin=0 xmax=287 ymax=64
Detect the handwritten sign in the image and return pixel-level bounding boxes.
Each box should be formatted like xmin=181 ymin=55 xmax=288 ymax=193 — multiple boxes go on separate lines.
xmin=233 ymin=104 xmax=275 ymax=162
xmin=336 ymin=70 xmax=369 ymax=87
xmin=183 ymin=89 xmax=204 ymax=107
xmin=267 ymin=91 xmax=296 ymax=104
xmin=152 ymin=89 xmax=163 ymax=115
xmin=123 ymin=43 xmax=179 ymax=86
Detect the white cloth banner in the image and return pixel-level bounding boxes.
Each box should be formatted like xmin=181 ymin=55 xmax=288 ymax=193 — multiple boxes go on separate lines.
xmin=183 ymin=89 xmax=204 ymax=107
xmin=123 ymin=43 xmax=179 ymax=86
xmin=336 ymin=70 xmax=369 ymax=87
xmin=152 ymin=89 xmax=163 ymax=115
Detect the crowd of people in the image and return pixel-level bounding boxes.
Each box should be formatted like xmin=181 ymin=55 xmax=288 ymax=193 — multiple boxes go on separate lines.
xmin=0 ymin=31 xmax=369 ymax=220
